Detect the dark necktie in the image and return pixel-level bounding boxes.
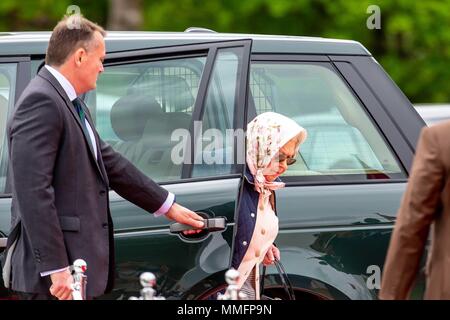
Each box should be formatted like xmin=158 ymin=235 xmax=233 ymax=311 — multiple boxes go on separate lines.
xmin=72 ymin=97 xmax=95 ymax=155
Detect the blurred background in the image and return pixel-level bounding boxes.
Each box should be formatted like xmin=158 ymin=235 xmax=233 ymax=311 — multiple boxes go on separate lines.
xmin=0 ymin=0 xmax=449 ymax=109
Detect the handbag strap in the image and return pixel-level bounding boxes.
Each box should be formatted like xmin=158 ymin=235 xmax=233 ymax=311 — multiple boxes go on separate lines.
xmin=275 ymin=258 xmax=296 ymax=300
xmin=261 ymin=258 xmax=296 ymax=300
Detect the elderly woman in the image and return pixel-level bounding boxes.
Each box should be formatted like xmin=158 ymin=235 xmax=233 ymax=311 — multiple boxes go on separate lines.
xmin=231 ymin=112 xmax=307 ymax=300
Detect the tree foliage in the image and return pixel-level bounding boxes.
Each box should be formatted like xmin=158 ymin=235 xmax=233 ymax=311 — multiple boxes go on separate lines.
xmin=0 ymin=0 xmax=449 ymax=103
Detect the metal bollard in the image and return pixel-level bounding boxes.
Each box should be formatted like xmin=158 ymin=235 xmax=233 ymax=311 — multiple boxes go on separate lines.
xmin=129 ymin=272 xmax=166 ymax=300
xmin=217 ymin=269 xmax=248 ymax=300
xmin=140 ymin=272 xmax=157 ymax=300
xmin=72 ymin=259 xmax=87 ymax=300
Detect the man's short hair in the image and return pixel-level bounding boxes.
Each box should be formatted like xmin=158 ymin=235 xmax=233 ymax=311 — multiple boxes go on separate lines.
xmin=45 ymin=14 xmax=106 ymax=66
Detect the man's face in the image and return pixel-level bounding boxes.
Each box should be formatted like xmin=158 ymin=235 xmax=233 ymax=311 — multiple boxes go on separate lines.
xmin=78 ymin=31 xmax=105 ymax=93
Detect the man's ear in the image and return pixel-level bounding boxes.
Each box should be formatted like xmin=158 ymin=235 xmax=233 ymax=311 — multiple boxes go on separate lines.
xmin=74 ymin=48 xmax=86 ymax=66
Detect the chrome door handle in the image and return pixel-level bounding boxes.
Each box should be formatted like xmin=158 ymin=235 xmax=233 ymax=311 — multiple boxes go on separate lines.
xmin=170 ymin=217 xmax=227 ymax=234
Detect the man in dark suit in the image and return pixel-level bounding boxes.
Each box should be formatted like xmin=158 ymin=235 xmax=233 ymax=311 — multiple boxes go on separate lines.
xmin=3 ymin=15 xmax=204 ymax=300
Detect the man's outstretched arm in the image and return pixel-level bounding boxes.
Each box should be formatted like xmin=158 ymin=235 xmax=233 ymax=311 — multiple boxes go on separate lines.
xmin=99 ymin=139 xmax=204 ymax=229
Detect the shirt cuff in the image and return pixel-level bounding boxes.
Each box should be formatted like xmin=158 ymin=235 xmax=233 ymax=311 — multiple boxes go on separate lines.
xmin=153 ymin=192 xmax=175 ymax=217
xmin=40 ymin=266 xmax=70 ymax=277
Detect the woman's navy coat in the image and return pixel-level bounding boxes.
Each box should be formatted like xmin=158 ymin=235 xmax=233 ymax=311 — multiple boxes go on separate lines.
xmin=231 ymin=168 xmax=280 ymax=269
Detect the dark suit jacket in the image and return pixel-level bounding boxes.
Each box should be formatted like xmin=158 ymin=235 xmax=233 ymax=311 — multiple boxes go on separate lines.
xmin=380 ymin=123 xmax=450 ymax=299
xmin=6 ymin=67 xmax=169 ymax=297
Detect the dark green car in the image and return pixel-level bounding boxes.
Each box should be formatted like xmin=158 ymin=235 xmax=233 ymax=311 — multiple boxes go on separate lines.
xmin=0 ymin=29 xmax=426 ymax=300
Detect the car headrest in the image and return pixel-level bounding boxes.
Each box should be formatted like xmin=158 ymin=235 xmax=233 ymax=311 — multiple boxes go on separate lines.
xmin=129 ymin=75 xmax=195 ymax=112
xmin=110 ymin=94 xmax=163 ymax=141
xmin=141 ymin=111 xmax=191 ymax=145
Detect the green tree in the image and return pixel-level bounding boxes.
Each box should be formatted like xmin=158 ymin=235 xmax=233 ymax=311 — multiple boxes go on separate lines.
xmin=0 ymin=0 xmax=449 ymax=103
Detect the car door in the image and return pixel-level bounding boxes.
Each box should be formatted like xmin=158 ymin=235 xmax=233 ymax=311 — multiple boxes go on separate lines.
xmin=246 ymin=54 xmax=424 ymax=300
xmin=83 ymin=39 xmax=252 ymax=299
xmin=0 ymin=57 xmax=31 ymax=299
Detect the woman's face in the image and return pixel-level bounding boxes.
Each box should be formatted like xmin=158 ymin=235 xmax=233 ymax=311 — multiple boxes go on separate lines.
xmin=263 ymin=138 xmax=298 ymax=182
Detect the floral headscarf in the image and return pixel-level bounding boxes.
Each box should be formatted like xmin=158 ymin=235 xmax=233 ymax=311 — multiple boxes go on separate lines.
xmin=246 ymin=112 xmax=307 ymax=203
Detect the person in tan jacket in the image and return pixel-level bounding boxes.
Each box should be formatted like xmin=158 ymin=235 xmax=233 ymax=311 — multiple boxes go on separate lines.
xmin=380 ymin=122 xmax=450 ymax=300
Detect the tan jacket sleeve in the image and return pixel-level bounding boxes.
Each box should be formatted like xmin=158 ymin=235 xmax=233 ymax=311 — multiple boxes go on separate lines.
xmin=379 ymin=126 xmax=444 ymax=299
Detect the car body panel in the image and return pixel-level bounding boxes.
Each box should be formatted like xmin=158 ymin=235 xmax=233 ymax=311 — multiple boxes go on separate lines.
xmin=270 ymin=183 xmax=404 ymax=299
xmin=0 ymin=32 xmax=369 ymax=56
xmin=104 ymin=178 xmax=240 ymax=299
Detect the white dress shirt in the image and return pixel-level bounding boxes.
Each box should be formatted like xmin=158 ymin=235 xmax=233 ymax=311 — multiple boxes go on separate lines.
xmin=46 ymin=65 xmax=98 ymax=159
xmin=41 ymin=65 xmax=174 ymax=277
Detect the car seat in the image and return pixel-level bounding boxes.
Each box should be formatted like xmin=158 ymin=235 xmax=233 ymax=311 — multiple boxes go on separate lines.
xmin=110 ymin=94 xmax=163 ymax=165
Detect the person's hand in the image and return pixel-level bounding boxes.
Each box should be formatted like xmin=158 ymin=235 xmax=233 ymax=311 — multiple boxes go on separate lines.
xmin=262 ymin=245 xmax=281 ymax=266
xmin=49 ymin=269 xmax=74 ymax=300
xmin=165 ymin=203 xmax=205 ymax=235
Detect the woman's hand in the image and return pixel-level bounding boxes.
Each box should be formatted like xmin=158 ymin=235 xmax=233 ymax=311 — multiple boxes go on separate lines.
xmin=262 ymin=245 xmax=281 ymax=266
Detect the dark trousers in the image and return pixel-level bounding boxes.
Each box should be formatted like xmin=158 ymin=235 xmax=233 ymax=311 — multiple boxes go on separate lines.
xmin=15 ymin=291 xmax=56 ymax=300
xmin=15 ymin=291 xmax=96 ymax=300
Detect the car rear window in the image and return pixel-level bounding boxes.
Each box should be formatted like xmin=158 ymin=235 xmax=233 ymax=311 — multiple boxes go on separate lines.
xmin=249 ymin=61 xmax=405 ymax=181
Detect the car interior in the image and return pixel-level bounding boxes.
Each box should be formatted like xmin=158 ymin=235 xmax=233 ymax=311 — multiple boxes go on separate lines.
xmin=248 ymin=63 xmax=402 ymax=178
xmin=109 ymin=75 xmax=194 ymax=181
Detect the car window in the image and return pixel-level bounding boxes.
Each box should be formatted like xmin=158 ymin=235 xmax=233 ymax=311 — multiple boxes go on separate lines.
xmin=249 ymin=62 xmax=405 ymax=180
xmin=192 ymin=47 xmax=245 ymax=178
xmin=85 ymin=56 xmax=206 ymax=182
xmin=0 ymin=63 xmax=16 ymax=193
xmin=31 ymin=59 xmax=45 ymax=76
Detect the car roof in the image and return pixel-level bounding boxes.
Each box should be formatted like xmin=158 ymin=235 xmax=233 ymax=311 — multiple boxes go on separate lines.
xmin=0 ymin=31 xmax=371 ymax=56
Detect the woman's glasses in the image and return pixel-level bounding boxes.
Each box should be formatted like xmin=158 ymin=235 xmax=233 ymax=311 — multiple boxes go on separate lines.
xmin=275 ymin=152 xmax=297 ymax=166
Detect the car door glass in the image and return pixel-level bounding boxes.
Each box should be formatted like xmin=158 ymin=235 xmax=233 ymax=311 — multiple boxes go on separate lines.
xmin=192 ymin=47 xmax=245 ymax=177
xmin=249 ymin=62 xmax=405 ymax=180
xmin=85 ymin=56 xmax=206 ymax=182
xmin=0 ymin=63 xmax=16 ymax=193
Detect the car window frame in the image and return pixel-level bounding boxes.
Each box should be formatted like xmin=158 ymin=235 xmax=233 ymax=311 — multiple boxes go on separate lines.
xmin=248 ymin=54 xmax=410 ymax=186
xmin=102 ymin=39 xmax=253 ymax=185
xmin=91 ymin=53 xmax=207 ymax=145
xmin=1 ymin=56 xmax=31 ymax=197
xmin=330 ymin=56 xmax=419 ymax=172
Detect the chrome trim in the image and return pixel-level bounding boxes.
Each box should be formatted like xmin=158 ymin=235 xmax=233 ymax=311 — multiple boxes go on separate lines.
xmin=114 ymin=228 xmax=170 ymax=238
xmin=279 ymin=224 xmax=393 ymax=234
xmin=109 ymin=178 xmax=241 ymax=201
xmin=185 ymin=27 xmax=217 ymax=33
xmin=0 ymin=237 xmax=7 ymax=248
xmin=115 ymin=223 xmax=236 ymax=238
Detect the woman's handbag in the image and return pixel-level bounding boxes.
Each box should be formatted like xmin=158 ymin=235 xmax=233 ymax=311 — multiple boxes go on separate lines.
xmin=260 ymin=258 xmax=296 ymax=300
